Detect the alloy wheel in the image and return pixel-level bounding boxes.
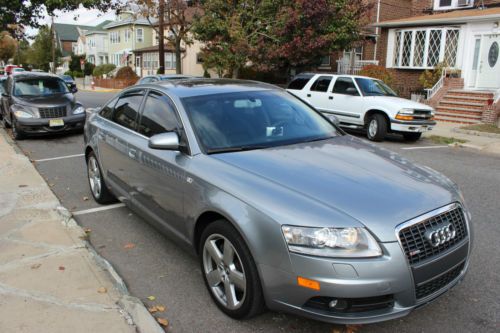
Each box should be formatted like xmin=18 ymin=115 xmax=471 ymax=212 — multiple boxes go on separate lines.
xmin=202 ymin=234 xmax=247 ymax=310
xmin=368 ymin=119 xmax=378 ymax=138
xmin=88 ymin=156 xmax=102 ymax=199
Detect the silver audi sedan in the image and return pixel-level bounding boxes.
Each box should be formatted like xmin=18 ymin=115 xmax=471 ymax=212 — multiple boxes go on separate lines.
xmin=83 ymin=79 xmax=472 ymax=324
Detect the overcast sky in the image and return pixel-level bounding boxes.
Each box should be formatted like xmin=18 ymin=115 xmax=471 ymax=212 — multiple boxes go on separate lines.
xmin=26 ymin=5 xmax=117 ymax=38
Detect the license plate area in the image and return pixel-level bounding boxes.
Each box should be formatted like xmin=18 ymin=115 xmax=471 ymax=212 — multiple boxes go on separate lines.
xmin=49 ymin=119 xmax=64 ymax=127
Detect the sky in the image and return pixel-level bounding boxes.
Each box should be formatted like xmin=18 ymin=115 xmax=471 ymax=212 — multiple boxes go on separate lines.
xmin=26 ymin=5 xmax=117 ymax=38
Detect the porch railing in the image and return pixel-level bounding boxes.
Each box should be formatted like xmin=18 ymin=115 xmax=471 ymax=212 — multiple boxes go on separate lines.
xmin=336 ymin=60 xmax=379 ymax=75
xmin=425 ymin=68 xmax=448 ymax=100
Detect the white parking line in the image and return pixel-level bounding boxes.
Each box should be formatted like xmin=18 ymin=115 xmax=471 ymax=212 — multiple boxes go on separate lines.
xmin=401 ymin=146 xmax=449 ymax=150
xmin=34 ymin=154 xmax=85 ymax=162
xmin=72 ymin=203 xmax=126 ymax=216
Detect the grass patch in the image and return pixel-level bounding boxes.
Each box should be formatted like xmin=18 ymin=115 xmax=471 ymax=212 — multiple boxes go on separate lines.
xmin=461 ymin=124 xmax=500 ymax=135
xmin=426 ymin=135 xmax=468 ymax=145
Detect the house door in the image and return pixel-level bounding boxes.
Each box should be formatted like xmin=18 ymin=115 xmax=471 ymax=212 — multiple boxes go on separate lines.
xmin=476 ymin=34 xmax=500 ymax=89
xmin=135 ymin=56 xmax=142 ymax=77
xmin=468 ymin=37 xmax=481 ymax=87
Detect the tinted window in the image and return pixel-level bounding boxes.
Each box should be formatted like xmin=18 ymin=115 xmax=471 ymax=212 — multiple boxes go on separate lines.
xmin=310 ymin=76 xmax=332 ymax=92
xmin=332 ymin=77 xmax=359 ymax=95
xmin=138 ymin=91 xmax=180 ymax=137
xmin=99 ymin=97 xmax=119 ymax=120
xmin=355 ymin=78 xmax=397 ymax=97
xmin=14 ymin=78 xmax=69 ymax=96
xmin=112 ymin=91 xmax=144 ymax=130
xmin=287 ymin=76 xmax=312 ymax=90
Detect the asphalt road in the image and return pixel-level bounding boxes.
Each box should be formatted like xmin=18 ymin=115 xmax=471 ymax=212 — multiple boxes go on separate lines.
xmin=8 ymin=90 xmax=500 ymax=333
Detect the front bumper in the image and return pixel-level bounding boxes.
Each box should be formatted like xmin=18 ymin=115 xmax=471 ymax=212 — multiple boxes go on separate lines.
xmin=390 ymin=119 xmax=436 ymax=133
xmin=261 ymin=238 xmax=470 ymax=325
xmin=16 ymin=114 xmax=86 ymax=135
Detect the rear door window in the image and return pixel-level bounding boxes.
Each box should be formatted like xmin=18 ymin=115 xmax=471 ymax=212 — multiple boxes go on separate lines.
xmin=310 ymin=76 xmax=333 ymax=92
xmin=138 ymin=90 xmax=181 ymax=137
xmin=287 ymin=75 xmax=313 ymax=90
xmin=99 ymin=97 xmax=119 ymax=120
xmin=112 ymin=90 xmax=145 ymax=131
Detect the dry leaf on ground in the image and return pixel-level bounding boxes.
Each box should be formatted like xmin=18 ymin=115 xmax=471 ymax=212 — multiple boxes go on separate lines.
xmin=84 ymin=228 xmax=92 ymax=234
xmin=147 ymin=295 xmax=156 ymax=301
xmin=124 ymin=243 xmax=136 ymax=250
xmin=58 ymin=266 xmax=65 ymax=271
xmin=83 ymin=196 xmax=89 ymax=201
xmin=97 ymin=287 xmax=107 ymax=294
xmin=18 ymin=184 xmax=28 ymax=188
xmin=346 ymin=324 xmax=363 ymax=333
xmin=156 ymin=305 xmax=166 ymax=312
xmin=30 ymin=263 xmax=41 ymax=269
xmin=157 ymin=318 xmax=169 ymax=327
xmin=148 ymin=306 xmax=158 ymax=313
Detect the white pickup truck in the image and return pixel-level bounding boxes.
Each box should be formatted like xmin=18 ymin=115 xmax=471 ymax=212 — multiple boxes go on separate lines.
xmin=286 ymin=73 xmax=436 ymax=141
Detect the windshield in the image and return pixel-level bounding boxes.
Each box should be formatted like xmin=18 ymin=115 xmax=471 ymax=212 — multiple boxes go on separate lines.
xmin=62 ymin=75 xmax=73 ymax=81
xmin=182 ymin=90 xmax=340 ymax=154
xmin=14 ymin=78 xmax=69 ymax=96
xmin=355 ymin=78 xmax=397 ymax=97
xmin=13 ymin=68 xmax=25 ymax=72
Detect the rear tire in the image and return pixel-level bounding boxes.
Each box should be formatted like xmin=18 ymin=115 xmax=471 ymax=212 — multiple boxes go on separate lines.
xmin=86 ymin=151 xmax=117 ymax=204
xmin=366 ymin=114 xmax=387 ymax=142
xmin=403 ymin=132 xmax=422 ymax=142
xmin=199 ymin=220 xmax=265 ymax=319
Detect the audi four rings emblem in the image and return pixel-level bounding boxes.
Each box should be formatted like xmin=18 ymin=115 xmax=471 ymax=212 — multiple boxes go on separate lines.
xmin=425 ymin=223 xmax=456 ymax=247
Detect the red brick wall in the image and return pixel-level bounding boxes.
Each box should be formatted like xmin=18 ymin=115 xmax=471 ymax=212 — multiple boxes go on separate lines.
xmin=481 ymin=101 xmax=500 ymax=124
xmin=412 ymin=0 xmax=433 ymax=15
xmin=386 ymin=69 xmax=424 ymax=97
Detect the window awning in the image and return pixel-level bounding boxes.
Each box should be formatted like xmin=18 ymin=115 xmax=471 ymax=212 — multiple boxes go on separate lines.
xmin=374 ymin=7 xmax=500 ymax=28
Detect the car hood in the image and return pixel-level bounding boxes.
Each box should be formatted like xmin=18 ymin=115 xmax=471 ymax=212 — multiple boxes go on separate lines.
xmin=14 ymin=93 xmax=75 ymax=108
xmin=366 ymin=96 xmax=434 ymax=111
xmin=211 ymin=135 xmax=458 ymax=242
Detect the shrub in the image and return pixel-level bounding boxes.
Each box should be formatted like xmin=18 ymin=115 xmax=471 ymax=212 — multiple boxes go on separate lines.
xmin=419 ymin=62 xmax=448 ymax=89
xmin=64 ymin=71 xmax=73 ymax=77
xmin=93 ymin=64 xmax=116 ymax=77
xmin=358 ymin=65 xmax=393 ymax=85
xmin=83 ymin=62 xmax=95 ymax=76
xmin=115 ymin=66 xmax=139 ymax=80
xmin=73 ymin=71 xmax=84 ymax=78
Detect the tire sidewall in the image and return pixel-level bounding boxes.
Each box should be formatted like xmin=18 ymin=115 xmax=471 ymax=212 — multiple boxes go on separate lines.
xmin=367 ymin=114 xmax=387 ymax=141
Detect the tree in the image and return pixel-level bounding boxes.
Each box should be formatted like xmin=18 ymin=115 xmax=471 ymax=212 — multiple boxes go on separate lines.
xmin=0 ymin=31 xmax=17 ymax=64
xmin=27 ymin=26 xmax=61 ymax=72
xmin=1 ymin=1 xmax=119 ymax=37
xmin=133 ymin=0 xmax=202 ymax=74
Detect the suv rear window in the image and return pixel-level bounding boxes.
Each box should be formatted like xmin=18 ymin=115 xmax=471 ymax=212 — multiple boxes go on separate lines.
xmin=287 ymin=75 xmax=313 ymax=90
xmin=310 ymin=76 xmax=332 ymax=92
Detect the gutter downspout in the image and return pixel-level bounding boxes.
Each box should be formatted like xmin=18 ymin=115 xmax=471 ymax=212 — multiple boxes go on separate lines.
xmin=373 ymin=0 xmax=381 ymax=61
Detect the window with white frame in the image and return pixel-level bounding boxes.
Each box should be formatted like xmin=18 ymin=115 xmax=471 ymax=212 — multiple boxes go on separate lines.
xmin=136 ymin=28 xmax=144 ymax=43
xmin=124 ymin=29 xmax=132 ymax=42
xmin=110 ymin=32 xmax=120 ymax=44
xmin=434 ymin=0 xmax=473 ymax=11
xmin=392 ymin=27 xmax=460 ymax=69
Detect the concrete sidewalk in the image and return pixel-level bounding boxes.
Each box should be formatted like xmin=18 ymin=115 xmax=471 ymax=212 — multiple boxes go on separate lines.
xmin=423 ymin=121 xmax=500 ymax=155
xmin=0 ymin=130 xmax=162 ymax=333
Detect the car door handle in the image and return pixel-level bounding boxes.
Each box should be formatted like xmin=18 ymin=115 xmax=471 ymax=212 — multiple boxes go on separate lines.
xmin=307 ymin=94 xmax=311 ymax=97
xmin=128 ymin=148 xmax=137 ymax=159
xmin=329 ymin=96 xmax=334 ymax=100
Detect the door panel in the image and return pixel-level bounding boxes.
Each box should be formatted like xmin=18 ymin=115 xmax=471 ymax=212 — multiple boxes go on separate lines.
xmin=330 ymin=77 xmax=364 ymax=125
xmin=306 ymin=75 xmax=334 ymax=113
xmin=477 ymin=34 xmax=500 ymax=89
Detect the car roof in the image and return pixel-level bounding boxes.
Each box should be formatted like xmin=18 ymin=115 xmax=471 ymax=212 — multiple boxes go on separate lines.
xmin=12 ymin=72 xmax=63 ymax=80
xmin=295 ymin=72 xmax=376 ymax=80
xmin=132 ymin=78 xmax=282 ymax=98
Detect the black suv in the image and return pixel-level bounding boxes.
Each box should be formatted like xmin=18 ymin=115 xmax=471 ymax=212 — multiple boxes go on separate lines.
xmin=1 ymin=72 xmax=85 ymax=139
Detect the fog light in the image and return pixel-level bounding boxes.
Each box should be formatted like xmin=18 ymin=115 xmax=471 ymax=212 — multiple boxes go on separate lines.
xmin=328 ymin=299 xmax=338 ymax=308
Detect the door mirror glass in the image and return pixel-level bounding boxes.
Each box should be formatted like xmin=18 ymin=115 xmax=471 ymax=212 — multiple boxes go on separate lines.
xmin=346 ymin=87 xmax=359 ymax=96
xmin=148 ymin=132 xmax=180 ymax=150
xmin=325 ymin=114 xmax=340 ymax=126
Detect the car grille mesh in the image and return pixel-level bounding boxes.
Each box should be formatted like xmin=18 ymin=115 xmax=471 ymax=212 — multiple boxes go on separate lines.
xmin=39 ymin=107 xmax=66 ymax=119
xmin=415 ymin=262 xmax=465 ymax=299
xmin=399 ymin=205 xmax=468 ymax=265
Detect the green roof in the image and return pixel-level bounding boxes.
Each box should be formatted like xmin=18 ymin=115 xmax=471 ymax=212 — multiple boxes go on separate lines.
xmin=53 ymin=20 xmax=114 ymax=41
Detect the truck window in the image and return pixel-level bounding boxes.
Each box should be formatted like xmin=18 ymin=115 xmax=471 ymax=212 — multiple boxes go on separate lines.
xmin=310 ymin=76 xmax=332 ymax=92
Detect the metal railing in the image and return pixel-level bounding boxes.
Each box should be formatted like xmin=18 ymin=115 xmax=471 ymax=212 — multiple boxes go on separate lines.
xmin=425 ymin=68 xmax=448 ymax=100
xmin=336 ymin=60 xmax=379 ymax=75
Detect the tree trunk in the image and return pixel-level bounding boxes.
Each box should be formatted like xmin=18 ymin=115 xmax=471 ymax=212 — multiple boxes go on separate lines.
xmin=175 ymin=38 xmax=182 ymax=74
xmin=158 ymin=0 xmax=165 ymax=74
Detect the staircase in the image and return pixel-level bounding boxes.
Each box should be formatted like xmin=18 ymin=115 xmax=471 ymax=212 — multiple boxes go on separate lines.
xmin=435 ymin=90 xmax=494 ymax=124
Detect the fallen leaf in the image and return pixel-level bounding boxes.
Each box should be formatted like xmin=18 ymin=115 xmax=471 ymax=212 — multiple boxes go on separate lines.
xmin=97 ymin=287 xmax=107 ymax=294
xmin=49 ymin=183 xmax=55 ymax=187
xmin=84 ymin=228 xmax=92 ymax=234
xmin=98 ymin=245 xmax=106 ymax=249
xmin=31 ymin=263 xmax=41 ymax=269
xmin=124 ymin=243 xmax=136 ymax=250
xmin=156 ymin=305 xmax=166 ymax=312
xmin=83 ymin=196 xmax=89 ymax=201
xmin=346 ymin=324 xmax=363 ymax=333
xmin=58 ymin=266 xmax=65 ymax=271
xmin=18 ymin=184 xmax=28 ymax=188
xmin=156 ymin=318 xmax=168 ymax=327
xmin=147 ymin=295 xmax=156 ymax=301
xmin=148 ymin=306 xmax=158 ymax=313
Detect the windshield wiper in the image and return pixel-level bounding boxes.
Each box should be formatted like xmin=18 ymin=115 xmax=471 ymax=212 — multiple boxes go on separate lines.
xmin=206 ymin=145 xmax=269 ymax=154
xmin=301 ymin=136 xmax=334 ymax=143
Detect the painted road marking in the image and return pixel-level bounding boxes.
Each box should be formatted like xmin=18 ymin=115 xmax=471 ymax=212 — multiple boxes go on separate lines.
xmin=34 ymin=154 xmax=85 ymax=162
xmin=401 ymin=146 xmax=449 ymax=150
xmin=72 ymin=203 xmax=126 ymax=216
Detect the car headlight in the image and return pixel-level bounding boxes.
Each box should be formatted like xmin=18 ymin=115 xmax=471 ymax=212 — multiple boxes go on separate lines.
xmin=281 ymin=226 xmax=382 ymax=258
xmin=73 ymin=105 xmax=85 ymax=115
xmin=395 ymin=108 xmax=415 ymax=121
xmin=12 ymin=105 xmax=34 ymax=118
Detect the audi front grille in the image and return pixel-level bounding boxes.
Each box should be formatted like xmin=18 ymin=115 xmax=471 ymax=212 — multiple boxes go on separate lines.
xmin=415 ymin=262 xmax=465 ymax=299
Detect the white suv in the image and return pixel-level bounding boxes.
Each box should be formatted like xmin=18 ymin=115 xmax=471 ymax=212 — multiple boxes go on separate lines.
xmin=286 ymin=73 xmax=436 ymax=141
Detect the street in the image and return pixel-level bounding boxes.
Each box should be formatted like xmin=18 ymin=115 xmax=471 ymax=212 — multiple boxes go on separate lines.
xmin=10 ymin=90 xmax=500 ymax=333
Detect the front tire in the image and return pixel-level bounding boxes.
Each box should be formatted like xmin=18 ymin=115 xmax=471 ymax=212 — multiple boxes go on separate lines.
xmin=11 ymin=117 xmax=25 ymax=140
xmin=2 ymin=113 xmax=11 ymax=128
xmin=403 ymin=132 xmax=422 ymax=142
xmin=200 ymin=220 xmax=265 ymax=319
xmin=86 ymin=151 xmax=117 ymax=204
xmin=366 ymin=114 xmax=387 ymax=142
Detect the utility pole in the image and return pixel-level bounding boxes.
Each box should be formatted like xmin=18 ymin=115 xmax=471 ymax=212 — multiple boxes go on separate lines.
xmin=51 ymin=16 xmax=56 ymax=74
xmin=158 ymin=0 xmax=165 ymax=74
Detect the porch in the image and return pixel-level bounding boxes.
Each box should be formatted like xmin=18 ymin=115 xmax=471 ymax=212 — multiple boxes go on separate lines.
xmin=336 ymin=59 xmax=379 ymax=75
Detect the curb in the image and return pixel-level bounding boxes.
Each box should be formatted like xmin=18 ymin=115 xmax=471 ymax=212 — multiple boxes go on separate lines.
xmin=55 ymin=205 xmax=165 ymax=333
xmin=452 ymin=127 xmax=500 ymax=139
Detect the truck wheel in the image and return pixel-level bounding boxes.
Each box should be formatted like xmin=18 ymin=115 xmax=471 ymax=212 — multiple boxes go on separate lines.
xmin=366 ymin=114 xmax=387 ymax=142
xmin=403 ymin=132 xmax=422 ymax=142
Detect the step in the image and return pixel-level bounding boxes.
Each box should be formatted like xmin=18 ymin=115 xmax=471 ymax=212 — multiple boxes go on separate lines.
xmin=434 ymin=116 xmax=481 ymax=124
xmin=435 ymin=111 xmax=482 ymax=120
xmin=439 ymin=100 xmax=485 ymax=110
xmin=436 ymin=106 xmax=483 ymax=115
xmin=446 ymin=90 xmax=494 ymax=99
xmin=442 ymin=95 xmax=491 ymax=102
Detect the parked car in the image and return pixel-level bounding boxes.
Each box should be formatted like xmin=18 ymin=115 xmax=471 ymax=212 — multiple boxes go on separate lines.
xmin=136 ymin=74 xmax=199 ymax=84
xmin=1 ymin=72 xmax=85 ymax=139
xmin=84 ymin=79 xmax=471 ymax=324
xmin=4 ymin=65 xmax=23 ymax=75
xmin=287 ymin=73 xmax=436 ymax=142
xmin=12 ymin=68 xmax=26 ymax=74
xmin=60 ymin=74 xmax=78 ymax=93
xmin=0 ymin=76 xmax=6 ymax=120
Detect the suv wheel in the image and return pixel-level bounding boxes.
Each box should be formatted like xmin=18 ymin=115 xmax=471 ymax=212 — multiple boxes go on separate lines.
xmin=403 ymin=132 xmax=422 ymax=142
xmin=366 ymin=114 xmax=387 ymax=142
xmin=200 ymin=221 xmax=265 ymax=319
xmin=86 ymin=151 xmax=117 ymax=204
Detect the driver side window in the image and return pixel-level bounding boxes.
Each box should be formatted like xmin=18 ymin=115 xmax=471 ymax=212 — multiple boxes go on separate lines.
xmin=332 ymin=77 xmax=359 ymax=96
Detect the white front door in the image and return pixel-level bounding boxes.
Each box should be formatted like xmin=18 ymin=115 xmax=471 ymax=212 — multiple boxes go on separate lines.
xmin=476 ymin=34 xmax=500 ymax=89
xmin=135 ymin=56 xmax=142 ymax=76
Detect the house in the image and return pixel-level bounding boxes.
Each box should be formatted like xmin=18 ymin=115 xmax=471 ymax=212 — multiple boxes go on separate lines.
xmin=84 ymin=30 xmax=110 ymax=66
xmin=102 ymin=12 xmax=154 ymax=72
xmin=374 ymin=0 xmax=500 ymax=124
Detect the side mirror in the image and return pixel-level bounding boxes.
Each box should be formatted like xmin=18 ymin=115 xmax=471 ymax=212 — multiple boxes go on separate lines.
xmin=325 ymin=114 xmax=340 ymax=126
xmin=1 ymin=92 xmax=9 ymax=98
xmin=148 ymin=132 xmax=180 ymax=151
xmin=346 ymin=87 xmax=359 ymax=96
xmin=72 ymin=87 xmax=78 ymax=93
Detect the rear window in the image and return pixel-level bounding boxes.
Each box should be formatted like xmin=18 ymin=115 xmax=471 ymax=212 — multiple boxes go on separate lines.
xmin=287 ymin=75 xmax=313 ymax=90
xmin=310 ymin=76 xmax=333 ymax=92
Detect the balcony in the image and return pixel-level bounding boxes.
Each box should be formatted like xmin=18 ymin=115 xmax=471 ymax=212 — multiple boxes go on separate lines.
xmin=336 ymin=60 xmax=379 ymax=75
